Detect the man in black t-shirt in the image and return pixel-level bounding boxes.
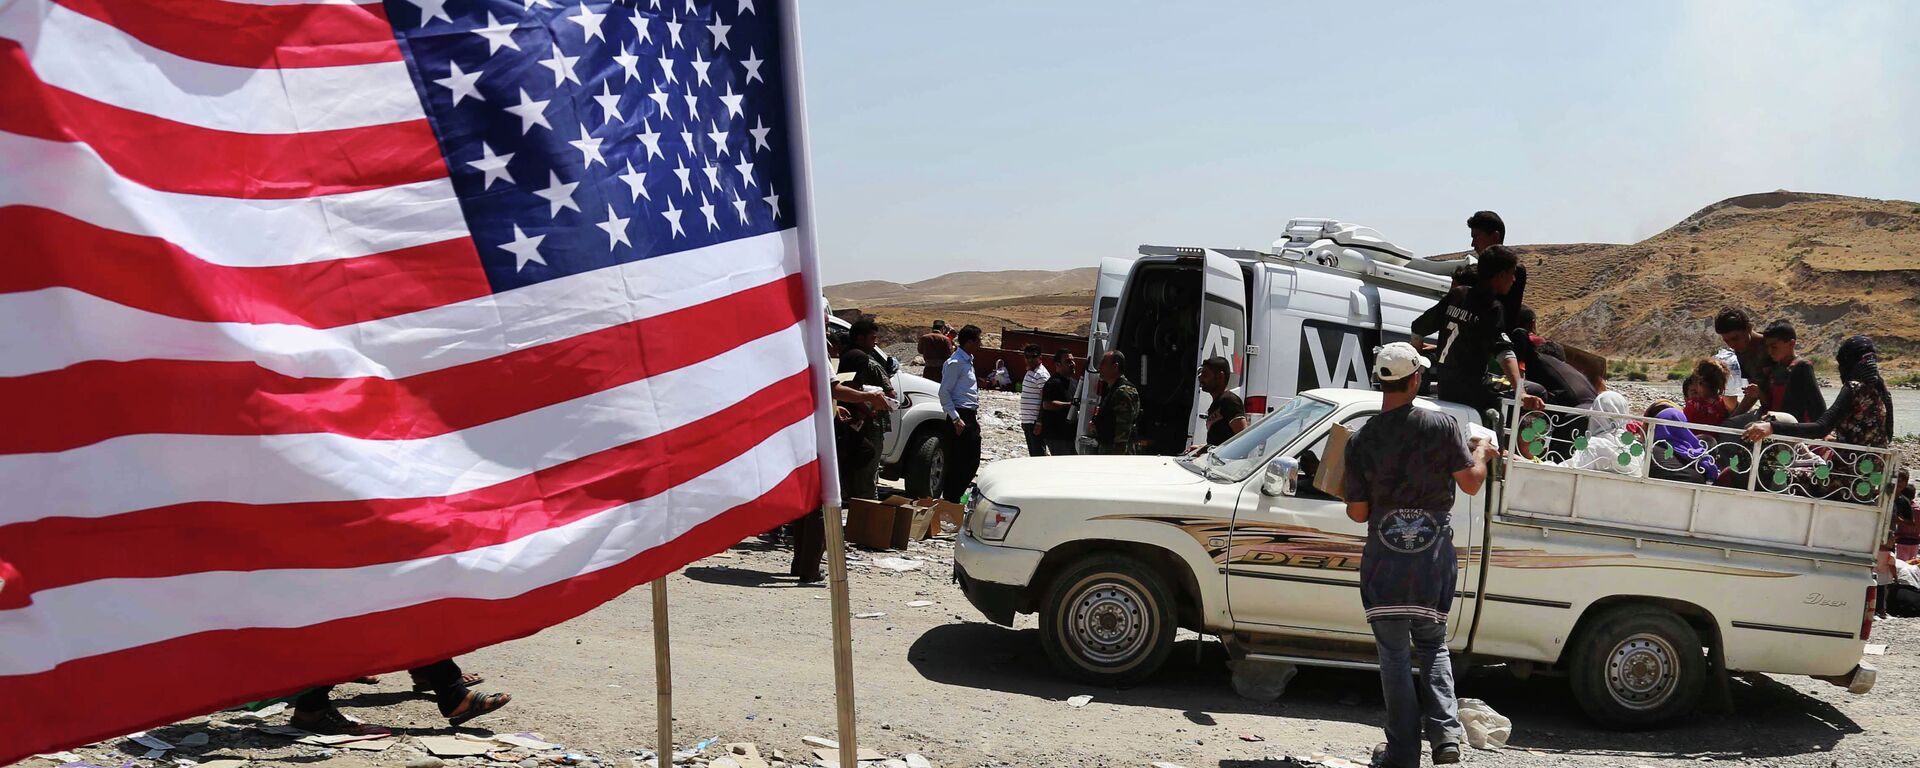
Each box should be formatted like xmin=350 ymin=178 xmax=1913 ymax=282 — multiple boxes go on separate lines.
xmin=1343 ymin=343 xmax=1493 ymax=768
xmin=835 ymin=319 xmax=894 ymax=502
xmin=1411 ymin=244 xmax=1541 ymax=417
xmin=1196 ymin=356 xmax=1247 ymax=448
xmin=1037 ymin=349 xmax=1078 ymax=456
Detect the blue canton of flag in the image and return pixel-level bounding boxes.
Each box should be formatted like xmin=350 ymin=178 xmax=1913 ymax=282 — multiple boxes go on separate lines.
xmin=385 ymin=0 xmax=793 ymax=293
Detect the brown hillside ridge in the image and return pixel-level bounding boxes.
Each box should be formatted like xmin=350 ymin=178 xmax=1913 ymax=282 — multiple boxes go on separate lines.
xmin=1509 ymin=191 xmax=1920 ymax=368
xmin=826 ymin=191 xmax=1919 ymax=369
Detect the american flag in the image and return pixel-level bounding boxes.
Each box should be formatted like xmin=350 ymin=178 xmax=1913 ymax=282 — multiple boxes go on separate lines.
xmin=0 ymin=0 xmax=834 ymax=757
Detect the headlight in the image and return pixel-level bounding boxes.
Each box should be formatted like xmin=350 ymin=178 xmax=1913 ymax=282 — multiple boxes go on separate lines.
xmin=970 ymin=492 xmax=1020 ymax=542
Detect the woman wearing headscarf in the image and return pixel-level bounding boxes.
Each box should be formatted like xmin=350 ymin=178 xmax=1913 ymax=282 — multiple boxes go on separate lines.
xmin=1643 ymin=401 xmax=1720 ymax=483
xmin=1560 ymin=390 xmax=1642 ymax=474
xmin=1743 ymin=336 xmax=1894 ymax=448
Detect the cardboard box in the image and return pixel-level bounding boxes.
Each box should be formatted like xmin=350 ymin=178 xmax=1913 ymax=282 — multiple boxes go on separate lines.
xmin=927 ymin=500 xmax=965 ymax=538
xmin=845 ymin=497 xmax=905 ymax=549
xmin=1311 ymin=423 xmax=1352 ymax=501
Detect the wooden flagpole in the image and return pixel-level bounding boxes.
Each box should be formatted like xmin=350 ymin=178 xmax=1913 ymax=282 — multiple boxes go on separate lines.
xmin=775 ymin=2 xmax=857 ymax=765
xmin=820 ymin=506 xmax=858 ymax=768
xmin=651 ymin=579 xmax=673 ymax=766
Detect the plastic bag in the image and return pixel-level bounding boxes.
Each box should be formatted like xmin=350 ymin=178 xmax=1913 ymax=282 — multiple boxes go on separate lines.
xmin=1457 ymin=698 xmax=1511 ymax=750
xmin=1228 ymin=659 xmax=1298 ymax=701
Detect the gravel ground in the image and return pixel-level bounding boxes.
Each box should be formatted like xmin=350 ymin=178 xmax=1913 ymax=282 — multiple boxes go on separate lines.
xmin=19 ymin=389 xmax=1918 ymax=768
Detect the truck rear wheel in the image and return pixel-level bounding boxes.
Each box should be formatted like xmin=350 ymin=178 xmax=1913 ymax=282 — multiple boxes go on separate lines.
xmin=1569 ymin=605 xmax=1706 ymax=729
xmin=1038 ymin=554 xmax=1177 ymax=686
xmin=904 ymin=430 xmax=946 ymax=499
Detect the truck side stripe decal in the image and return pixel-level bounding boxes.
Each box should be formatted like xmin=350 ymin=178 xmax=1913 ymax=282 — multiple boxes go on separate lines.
xmin=1730 ymin=621 xmax=1855 ymax=640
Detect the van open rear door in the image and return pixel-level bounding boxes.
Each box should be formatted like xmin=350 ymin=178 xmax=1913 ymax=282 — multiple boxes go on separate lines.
xmin=1187 ymin=252 xmax=1247 ymax=444
xmin=1078 ymin=255 xmax=1141 ymax=449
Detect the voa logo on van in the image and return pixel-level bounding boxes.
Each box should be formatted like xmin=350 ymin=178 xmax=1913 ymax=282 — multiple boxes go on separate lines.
xmin=1296 ymin=320 xmax=1374 ymax=391
xmin=1201 ymin=324 xmax=1238 ymax=371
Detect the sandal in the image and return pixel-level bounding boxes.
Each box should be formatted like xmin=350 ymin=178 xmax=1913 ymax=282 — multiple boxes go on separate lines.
xmin=444 ymin=690 xmax=511 ymax=727
xmin=411 ymin=671 xmax=485 ymax=693
xmin=289 ymin=708 xmax=392 ymax=737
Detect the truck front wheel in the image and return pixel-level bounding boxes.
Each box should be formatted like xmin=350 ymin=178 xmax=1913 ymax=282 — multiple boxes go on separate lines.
xmin=1038 ymin=554 xmax=1177 ymax=686
xmin=1569 ymin=606 xmax=1706 ymax=729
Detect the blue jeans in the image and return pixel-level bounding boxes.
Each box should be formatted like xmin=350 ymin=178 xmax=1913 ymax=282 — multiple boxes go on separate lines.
xmin=1370 ymin=618 xmax=1463 ymax=768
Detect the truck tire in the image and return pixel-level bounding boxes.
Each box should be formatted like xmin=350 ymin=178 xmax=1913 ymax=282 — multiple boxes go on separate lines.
xmin=904 ymin=429 xmax=947 ymax=499
xmin=1038 ymin=554 xmax=1178 ymax=686
xmin=1569 ymin=605 xmax=1706 ymax=729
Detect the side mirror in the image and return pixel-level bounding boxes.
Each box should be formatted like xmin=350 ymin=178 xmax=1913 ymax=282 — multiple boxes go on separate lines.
xmin=1261 ymin=456 xmax=1300 ymax=497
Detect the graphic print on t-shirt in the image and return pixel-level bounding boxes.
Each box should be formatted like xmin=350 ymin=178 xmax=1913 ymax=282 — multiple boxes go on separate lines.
xmin=1379 ymin=508 xmax=1442 ymax=554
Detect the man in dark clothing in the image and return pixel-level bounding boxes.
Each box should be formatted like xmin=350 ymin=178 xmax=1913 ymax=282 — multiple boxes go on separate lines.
xmin=795 ymin=337 xmax=894 ymax=582
xmin=1756 ymin=321 xmax=1826 ymax=424
xmin=1411 ymin=244 xmax=1541 ymax=416
xmin=836 ymin=319 xmax=895 ymax=502
xmin=1038 ymin=349 xmax=1079 ymax=456
xmin=1196 ymin=355 xmax=1248 ymax=448
xmin=1468 ymin=211 xmax=1527 ymax=334
xmin=1091 ymin=350 xmax=1140 ymax=455
xmin=293 ymin=659 xmax=507 ymax=735
xmin=1529 ymin=342 xmax=1597 ymax=408
xmin=918 ymin=320 xmax=955 ymax=382
xmin=1714 ymin=308 xmax=1774 ymax=427
xmin=1343 ymin=342 xmax=1492 ymax=768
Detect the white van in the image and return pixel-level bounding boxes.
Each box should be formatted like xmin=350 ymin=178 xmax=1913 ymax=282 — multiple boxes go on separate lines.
xmin=1077 ymin=219 xmax=1462 ymax=455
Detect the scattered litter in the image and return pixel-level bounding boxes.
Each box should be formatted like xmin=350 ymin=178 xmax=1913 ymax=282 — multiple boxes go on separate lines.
xmin=1864 ymin=643 xmax=1888 ymax=655
xmin=903 ymin=755 xmax=932 ymax=768
xmin=1065 ymin=695 xmax=1092 ymax=708
xmin=800 ymin=736 xmax=837 ymax=750
xmin=1229 ymin=658 xmax=1298 ymax=702
xmin=552 ymin=753 xmax=594 ymax=765
xmin=256 ymin=725 xmax=308 ymax=737
xmin=128 ymin=733 xmax=174 ymax=752
xmin=693 ymin=736 xmax=718 ymax=752
xmin=495 ymin=734 xmax=563 ymax=751
xmin=143 ymin=750 xmax=167 ymax=760
xmin=873 ymin=557 xmax=923 ymax=572
xmin=343 ymin=738 xmax=396 ymax=752
xmin=1458 ymin=698 xmax=1512 ymax=750
xmin=812 ymin=595 xmax=829 ymax=600
xmin=813 ymin=748 xmax=884 ymax=763
xmin=177 ymin=733 xmax=211 ymax=747
xmin=420 ymin=736 xmax=494 ymax=757
xmin=224 ymin=703 xmax=286 ymax=723
xmin=1239 ymin=734 xmax=1265 ymax=742
xmin=854 ymin=612 xmax=886 ymax=619
xmin=30 ymin=752 xmax=84 ymax=763
xmin=906 ymin=600 xmax=935 ymax=608
xmin=298 ymin=732 xmax=389 ymax=747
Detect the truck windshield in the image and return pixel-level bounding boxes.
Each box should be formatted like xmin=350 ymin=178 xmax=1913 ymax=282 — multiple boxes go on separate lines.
xmin=1184 ymin=396 xmax=1336 ymax=482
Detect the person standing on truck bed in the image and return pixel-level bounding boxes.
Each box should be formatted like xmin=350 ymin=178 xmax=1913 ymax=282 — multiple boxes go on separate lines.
xmin=1196 ymin=355 xmax=1248 ymax=448
xmin=919 ymin=319 xmax=955 ymax=383
xmin=1411 ymin=243 xmax=1542 ymax=416
xmin=1466 ymin=210 xmax=1527 ymax=342
xmin=939 ymin=324 xmax=984 ymax=502
xmin=1713 ymin=308 xmax=1772 ymax=427
xmin=1752 ymin=321 xmax=1827 ymax=425
xmin=1343 ymin=343 xmax=1492 ymax=768
xmin=1091 ymin=350 xmax=1141 ymax=455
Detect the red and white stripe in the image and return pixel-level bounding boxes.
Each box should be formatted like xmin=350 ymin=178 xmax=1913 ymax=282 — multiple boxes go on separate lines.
xmin=0 ymin=0 xmax=828 ymax=759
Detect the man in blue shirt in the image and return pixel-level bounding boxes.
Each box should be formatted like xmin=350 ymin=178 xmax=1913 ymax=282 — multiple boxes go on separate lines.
xmin=938 ymin=324 xmax=983 ymax=502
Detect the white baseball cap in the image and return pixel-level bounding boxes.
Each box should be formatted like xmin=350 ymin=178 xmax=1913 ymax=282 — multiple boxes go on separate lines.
xmin=1373 ymin=342 xmax=1430 ymax=382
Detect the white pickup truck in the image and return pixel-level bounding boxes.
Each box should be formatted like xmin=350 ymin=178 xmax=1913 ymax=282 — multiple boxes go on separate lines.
xmin=953 ymin=389 xmax=1897 ymax=727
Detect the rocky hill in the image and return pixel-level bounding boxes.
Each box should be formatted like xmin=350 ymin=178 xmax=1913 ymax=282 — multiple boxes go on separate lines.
xmin=826 ymin=191 xmax=1920 ymax=368
xmin=1515 ymin=191 xmax=1920 ymax=366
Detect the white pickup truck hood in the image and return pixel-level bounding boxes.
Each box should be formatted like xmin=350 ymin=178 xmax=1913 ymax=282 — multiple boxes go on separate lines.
xmin=974 ymin=455 xmax=1206 ymax=502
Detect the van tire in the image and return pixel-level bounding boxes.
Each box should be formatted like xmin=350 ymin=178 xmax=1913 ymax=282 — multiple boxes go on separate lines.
xmin=1038 ymin=554 xmax=1177 ymax=686
xmin=903 ymin=429 xmax=947 ymax=499
xmin=1569 ymin=605 xmax=1706 ymax=729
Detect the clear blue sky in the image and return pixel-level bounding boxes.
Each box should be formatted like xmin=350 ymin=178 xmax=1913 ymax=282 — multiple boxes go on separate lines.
xmin=796 ymin=0 xmax=1920 ymax=285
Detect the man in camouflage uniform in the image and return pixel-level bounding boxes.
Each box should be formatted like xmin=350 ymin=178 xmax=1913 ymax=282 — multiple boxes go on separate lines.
xmin=838 ymin=318 xmax=895 ymax=501
xmin=1092 ymin=350 xmax=1140 ymax=455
